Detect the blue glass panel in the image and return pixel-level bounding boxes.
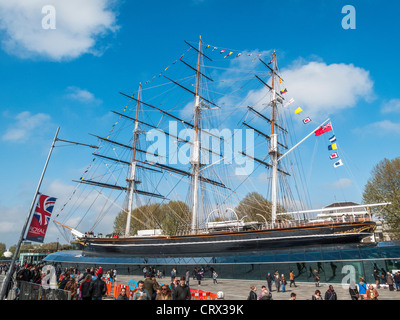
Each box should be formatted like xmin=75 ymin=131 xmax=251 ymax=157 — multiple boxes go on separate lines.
xmin=379 ymin=246 xmax=400 ymax=258
xmin=275 ymin=253 xmax=290 ymax=262
xmin=322 ymin=250 xmax=341 ymax=260
xmin=305 ymin=251 xmax=323 ymax=261
xmin=340 ymin=249 xmax=361 ymax=260
xmin=359 ymin=247 xmax=382 ymax=259
xmin=290 ymin=252 xmax=306 ymax=261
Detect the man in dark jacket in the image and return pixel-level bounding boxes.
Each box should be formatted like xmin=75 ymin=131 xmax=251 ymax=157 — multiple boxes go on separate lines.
xmin=58 ymin=272 xmax=70 ymax=290
xmin=266 ymin=272 xmax=273 ymax=292
xmin=144 ymin=273 xmax=156 ymax=297
xmin=79 ymin=274 xmax=92 ymax=300
xmin=89 ymin=272 xmax=107 ymax=300
xmin=394 ymin=271 xmax=400 ymax=291
xmin=170 ymin=276 xmax=179 ymax=300
xmin=174 ymin=276 xmax=191 ymax=300
xmin=373 ymin=268 xmax=380 ymax=288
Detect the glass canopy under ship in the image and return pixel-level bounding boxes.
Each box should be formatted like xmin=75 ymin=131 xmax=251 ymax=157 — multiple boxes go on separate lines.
xmin=44 ymin=241 xmax=400 ymax=284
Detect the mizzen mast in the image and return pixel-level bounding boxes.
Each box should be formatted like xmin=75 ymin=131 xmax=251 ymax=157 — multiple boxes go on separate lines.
xmin=269 ymin=51 xmax=279 ymax=224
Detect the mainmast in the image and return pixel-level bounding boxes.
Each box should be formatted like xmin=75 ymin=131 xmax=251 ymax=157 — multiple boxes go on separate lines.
xmin=269 ymin=51 xmax=278 ymax=224
xmin=191 ymin=36 xmax=202 ymax=233
xmin=125 ymin=83 xmax=141 ymax=236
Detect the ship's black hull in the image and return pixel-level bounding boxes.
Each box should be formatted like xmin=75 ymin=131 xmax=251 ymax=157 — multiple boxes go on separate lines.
xmin=81 ymin=221 xmax=376 ymax=258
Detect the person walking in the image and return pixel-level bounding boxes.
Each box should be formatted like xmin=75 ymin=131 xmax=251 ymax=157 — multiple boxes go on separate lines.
xmin=144 ymin=273 xmax=156 ymax=298
xmin=258 ymin=286 xmax=267 ymax=300
xmin=373 ymin=268 xmax=380 ymax=288
xmin=312 ymin=289 xmax=323 ymax=300
xmin=259 ymin=286 xmax=272 ymax=300
xmin=116 ymin=287 xmax=129 ymax=300
xmin=324 ymin=285 xmax=337 ymax=300
xmin=281 ymin=274 xmax=286 ymax=293
xmin=349 ymin=280 xmax=359 ymax=300
xmin=247 ymin=286 xmax=257 ymax=300
xmin=212 ymin=270 xmax=218 ymax=284
xmin=89 ymin=270 xmax=107 ymax=300
xmin=174 ymin=276 xmax=191 ymax=300
xmin=58 ymin=271 xmax=70 ymax=290
xmin=170 ymin=276 xmax=179 ymax=299
xmin=274 ymin=274 xmax=281 ymax=293
xmin=313 ymin=269 xmax=320 ymax=287
xmin=266 ymin=272 xmax=273 ymax=292
xmin=196 ymin=271 xmax=202 ymax=286
xmin=289 ymin=270 xmax=297 ymax=288
xmin=358 ymin=277 xmax=368 ymax=300
xmin=156 ymin=284 xmax=172 ymax=300
xmin=386 ymin=272 xmax=394 ymax=291
xmin=132 ymin=280 xmax=150 ymax=300
xmin=394 ymin=271 xmax=400 ymax=291
xmin=12 ymin=283 xmax=20 ymax=300
xmin=185 ymin=269 xmax=190 ymax=287
xmin=65 ymin=276 xmax=78 ymax=300
xmin=365 ymin=284 xmax=379 ymax=300
xmin=79 ymin=274 xmax=92 ymax=300
xmin=171 ymin=268 xmax=176 ymax=282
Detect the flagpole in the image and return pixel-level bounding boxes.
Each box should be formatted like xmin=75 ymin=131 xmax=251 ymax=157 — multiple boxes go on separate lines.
xmin=0 ymin=127 xmax=60 ymax=300
xmin=277 ymin=118 xmax=330 ymax=163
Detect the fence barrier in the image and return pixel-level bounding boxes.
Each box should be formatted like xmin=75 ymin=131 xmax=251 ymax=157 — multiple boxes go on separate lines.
xmin=7 ymin=281 xmax=71 ymax=300
xmin=2 ymin=277 xmax=218 ymax=300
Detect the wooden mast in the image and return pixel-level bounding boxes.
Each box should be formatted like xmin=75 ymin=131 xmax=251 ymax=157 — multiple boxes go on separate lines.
xmin=125 ymin=83 xmax=141 ymax=237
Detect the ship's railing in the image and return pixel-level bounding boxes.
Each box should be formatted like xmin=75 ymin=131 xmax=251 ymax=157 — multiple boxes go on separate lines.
xmin=260 ymin=216 xmax=372 ymax=231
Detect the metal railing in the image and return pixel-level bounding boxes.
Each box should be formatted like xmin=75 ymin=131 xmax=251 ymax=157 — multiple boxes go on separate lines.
xmin=6 ymin=281 xmax=71 ymax=300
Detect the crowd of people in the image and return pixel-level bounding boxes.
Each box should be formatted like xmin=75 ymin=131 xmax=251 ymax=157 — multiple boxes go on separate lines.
xmin=5 ymin=263 xmax=117 ymax=300
xmin=247 ymin=269 xmax=400 ymax=300
xmin=5 ymin=262 xmax=400 ymax=301
xmin=6 ymin=263 xmax=222 ymax=301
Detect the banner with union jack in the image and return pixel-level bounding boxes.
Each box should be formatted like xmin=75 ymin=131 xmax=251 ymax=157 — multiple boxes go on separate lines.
xmin=26 ymin=194 xmax=57 ymax=243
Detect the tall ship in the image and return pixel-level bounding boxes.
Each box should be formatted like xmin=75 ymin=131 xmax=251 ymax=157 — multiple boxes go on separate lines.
xmin=52 ymin=37 xmax=387 ymax=258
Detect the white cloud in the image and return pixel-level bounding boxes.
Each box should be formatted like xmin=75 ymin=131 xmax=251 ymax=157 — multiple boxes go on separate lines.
xmin=353 ymin=120 xmax=400 ymax=136
xmin=65 ymin=86 xmax=101 ymax=104
xmin=325 ymin=178 xmax=353 ymax=189
xmin=281 ymin=60 xmax=374 ymax=119
xmin=381 ymin=98 xmax=400 ymax=114
xmin=2 ymin=111 xmax=51 ymax=142
xmin=214 ymin=53 xmax=374 ymax=121
xmin=0 ymin=0 xmax=119 ymax=61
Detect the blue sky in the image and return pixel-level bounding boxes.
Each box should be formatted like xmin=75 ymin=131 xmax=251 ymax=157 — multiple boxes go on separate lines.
xmin=0 ymin=0 xmax=399 ymax=248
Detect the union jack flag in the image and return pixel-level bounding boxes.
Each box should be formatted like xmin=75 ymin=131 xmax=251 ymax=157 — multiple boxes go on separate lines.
xmin=33 ymin=195 xmax=57 ymax=226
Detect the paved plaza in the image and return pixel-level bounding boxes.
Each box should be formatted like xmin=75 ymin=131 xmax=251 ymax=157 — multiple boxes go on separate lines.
xmin=1 ymin=273 xmax=399 ymax=300
xmin=114 ymin=274 xmax=400 ymax=300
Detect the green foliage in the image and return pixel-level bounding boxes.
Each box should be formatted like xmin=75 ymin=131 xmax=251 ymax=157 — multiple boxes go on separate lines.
xmin=363 ymin=157 xmax=400 ymax=239
xmin=113 ymin=200 xmax=190 ymax=236
xmin=235 ymin=192 xmax=271 ymax=221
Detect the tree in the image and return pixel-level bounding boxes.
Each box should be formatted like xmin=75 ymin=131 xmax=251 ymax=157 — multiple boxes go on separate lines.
xmin=363 ymin=157 xmax=400 ymax=239
xmin=0 ymin=243 xmax=5 ymax=255
xmin=113 ymin=201 xmax=191 ymax=236
xmin=235 ymin=192 xmax=273 ymax=222
xmin=235 ymin=192 xmax=288 ymax=223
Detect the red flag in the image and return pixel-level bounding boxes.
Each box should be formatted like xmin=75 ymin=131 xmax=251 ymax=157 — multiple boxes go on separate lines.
xmin=314 ymin=122 xmax=333 ymax=136
xmin=26 ymin=194 xmax=57 ymax=243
